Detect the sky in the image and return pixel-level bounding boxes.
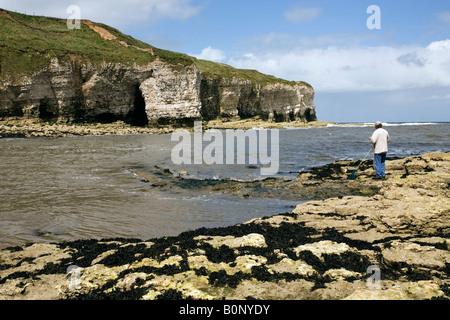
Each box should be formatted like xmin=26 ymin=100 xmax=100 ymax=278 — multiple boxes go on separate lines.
xmin=2 ymin=0 xmax=450 ymax=122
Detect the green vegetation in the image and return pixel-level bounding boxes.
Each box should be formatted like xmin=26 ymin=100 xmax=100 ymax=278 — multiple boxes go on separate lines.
xmin=0 ymin=10 xmax=156 ymax=80
xmin=0 ymin=9 xmax=311 ymax=88
xmin=194 ymin=59 xmax=297 ymax=86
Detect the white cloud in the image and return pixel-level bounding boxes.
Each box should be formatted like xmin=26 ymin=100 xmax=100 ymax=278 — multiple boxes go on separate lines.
xmin=425 ymin=94 xmax=450 ymax=100
xmin=427 ymin=39 xmax=450 ymax=51
xmin=191 ymin=46 xmax=226 ymax=63
xmin=284 ymin=5 xmax=322 ymax=23
xmin=228 ymin=38 xmax=450 ymax=92
xmin=0 ymin=0 xmax=203 ymax=27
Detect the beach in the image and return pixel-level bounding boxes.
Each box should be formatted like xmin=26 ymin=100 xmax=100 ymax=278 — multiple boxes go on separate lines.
xmin=0 ymin=117 xmax=337 ymax=139
xmin=0 ymin=151 xmax=448 ymax=300
xmin=0 ymin=118 xmax=172 ymax=138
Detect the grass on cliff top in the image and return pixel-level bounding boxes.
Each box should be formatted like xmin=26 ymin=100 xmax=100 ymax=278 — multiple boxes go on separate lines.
xmin=194 ymin=59 xmax=299 ymax=87
xmin=0 ymin=9 xmax=311 ymax=88
xmin=0 ymin=10 xmax=156 ymax=80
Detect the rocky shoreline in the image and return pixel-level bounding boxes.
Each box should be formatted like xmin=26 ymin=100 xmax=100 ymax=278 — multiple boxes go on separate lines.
xmin=0 ymin=118 xmax=169 ymax=138
xmin=0 ymin=117 xmax=337 ymax=139
xmin=0 ymin=152 xmax=449 ymax=300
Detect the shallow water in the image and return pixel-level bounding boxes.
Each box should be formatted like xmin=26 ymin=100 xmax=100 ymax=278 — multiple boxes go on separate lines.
xmin=0 ymin=123 xmax=449 ymax=248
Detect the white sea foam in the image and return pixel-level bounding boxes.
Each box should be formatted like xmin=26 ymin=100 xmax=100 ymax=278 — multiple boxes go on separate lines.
xmin=326 ymin=123 xmax=371 ymax=128
xmin=381 ymin=122 xmax=439 ymax=127
xmin=363 ymin=122 xmax=440 ymax=127
xmin=326 ymin=122 xmax=440 ymax=128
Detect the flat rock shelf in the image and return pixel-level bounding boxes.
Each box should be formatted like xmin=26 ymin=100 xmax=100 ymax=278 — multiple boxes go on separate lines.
xmin=0 ymin=152 xmax=449 ymax=300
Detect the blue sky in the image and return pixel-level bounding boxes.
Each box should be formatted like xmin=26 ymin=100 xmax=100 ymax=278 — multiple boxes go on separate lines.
xmin=2 ymin=0 xmax=450 ymax=122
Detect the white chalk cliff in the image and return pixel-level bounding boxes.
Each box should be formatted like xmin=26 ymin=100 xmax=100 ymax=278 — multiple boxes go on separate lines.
xmin=0 ymin=9 xmax=316 ymax=125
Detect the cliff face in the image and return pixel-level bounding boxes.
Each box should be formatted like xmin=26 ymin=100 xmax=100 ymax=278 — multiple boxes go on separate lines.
xmin=0 ymin=56 xmax=154 ymax=125
xmin=0 ymin=57 xmax=316 ymax=125
xmin=140 ymin=62 xmax=316 ymax=124
xmin=0 ymin=9 xmax=316 ymax=125
xmin=140 ymin=61 xmax=203 ymax=123
xmin=200 ymin=78 xmax=316 ymax=122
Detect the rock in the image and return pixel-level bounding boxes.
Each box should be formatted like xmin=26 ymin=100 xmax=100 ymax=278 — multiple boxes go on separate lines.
xmin=323 ymin=268 xmax=362 ymax=281
xmin=0 ymin=153 xmax=449 ymax=300
xmin=0 ymin=118 xmax=163 ymax=138
xmin=381 ymin=240 xmax=449 ymax=270
xmin=268 ymin=257 xmax=317 ymax=277
xmin=140 ymin=61 xmax=202 ymax=122
xmin=242 ymin=233 xmax=267 ymax=248
xmin=294 ymin=241 xmax=352 ymax=259
xmin=200 ymin=78 xmax=316 ymax=123
xmin=194 ymin=233 xmax=267 ymax=249
xmin=344 ymin=281 xmax=445 ymax=300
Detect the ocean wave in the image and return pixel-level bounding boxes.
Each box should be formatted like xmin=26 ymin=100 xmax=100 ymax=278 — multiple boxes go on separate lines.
xmin=326 ymin=122 xmax=440 ymax=128
xmin=284 ymin=126 xmax=314 ymax=130
xmin=326 ymin=123 xmax=371 ymax=128
xmin=178 ymin=173 xmax=270 ymax=183
xmin=365 ymin=122 xmax=439 ymax=127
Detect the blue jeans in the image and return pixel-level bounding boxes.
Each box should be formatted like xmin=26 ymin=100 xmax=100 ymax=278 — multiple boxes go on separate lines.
xmin=374 ymin=152 xmax=387 ymax=178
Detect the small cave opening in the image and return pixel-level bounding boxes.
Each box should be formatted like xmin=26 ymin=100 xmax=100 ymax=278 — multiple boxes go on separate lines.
xmin=5 ymin=102 xmax=24 ymax=117
xmin=273 ymin=111 xmax=286 ymax=122
xmin=288 ymin=110 xmax=295 ymax=122
xmin=95 ymin=112 xmax=120 ymax=123
xmin=305 ymin=109 xmax=317 ymax=122
xmin=200 ymin=79 xmax=220 ymax=120
xmin=38 ymin=98 xmax=58 ymax=120
xmin=126 ymin=85 xmax=148 ymax=127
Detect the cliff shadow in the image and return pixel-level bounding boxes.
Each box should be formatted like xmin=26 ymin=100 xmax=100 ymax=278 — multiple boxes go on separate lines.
xmin=0 ymin=101 xmax=24 ymax=118
xmin=305 ymin=108 xmax=317 ymax=122
xmin=200 ymin=79 xmax=220 ymax=120
xmin=125 ymin=85 xmax=149 ymax=127
xmin=38 ymin=97 xmax=58 ymax=121
xmin=237 ymin=86 xmax=260 ymax=120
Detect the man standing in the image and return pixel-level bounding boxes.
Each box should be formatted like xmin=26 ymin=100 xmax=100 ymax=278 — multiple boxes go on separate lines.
xmin=369 ymin=121 xmax=390 ymax=179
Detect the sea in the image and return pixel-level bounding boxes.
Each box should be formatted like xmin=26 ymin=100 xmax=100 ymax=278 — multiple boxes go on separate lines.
xmin=0 ymin=122 xmax=449 ymax=248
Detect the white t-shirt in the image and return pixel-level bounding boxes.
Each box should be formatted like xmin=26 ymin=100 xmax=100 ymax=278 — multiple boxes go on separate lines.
xmin=371 ymin=128 xmax=390 ymax=154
